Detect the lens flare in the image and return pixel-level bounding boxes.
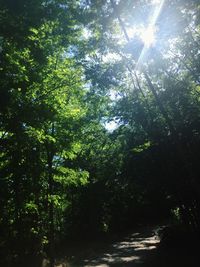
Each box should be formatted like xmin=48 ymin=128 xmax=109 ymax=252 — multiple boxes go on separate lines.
xmin=135 ymin=0 xmax=165 ymax=70
xmin=141 ymin=26 xmax=156 ymax=47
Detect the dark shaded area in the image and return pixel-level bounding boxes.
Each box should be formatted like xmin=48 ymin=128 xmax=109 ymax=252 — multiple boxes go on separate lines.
xmin=154 ymin=226 xmax=200 ymax=267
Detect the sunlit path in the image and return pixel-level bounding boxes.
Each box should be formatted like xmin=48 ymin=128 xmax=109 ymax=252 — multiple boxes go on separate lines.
xmin=55 ymin=226 xmax=160 ymax=267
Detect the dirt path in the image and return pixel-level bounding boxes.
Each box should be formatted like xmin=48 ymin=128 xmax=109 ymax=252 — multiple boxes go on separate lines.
xmin=55 ymin=226 xmax=160 ymax=267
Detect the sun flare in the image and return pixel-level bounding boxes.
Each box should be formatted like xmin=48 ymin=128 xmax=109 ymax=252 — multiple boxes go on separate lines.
xmin=141 ymin=26 xmax=156 ymax=47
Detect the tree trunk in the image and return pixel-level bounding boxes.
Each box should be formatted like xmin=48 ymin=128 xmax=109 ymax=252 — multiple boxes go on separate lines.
xmin=46 ymin=123 xmax=55 ymax=267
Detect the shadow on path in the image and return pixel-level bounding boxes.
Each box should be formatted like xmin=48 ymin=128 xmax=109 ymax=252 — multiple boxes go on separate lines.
xmin=56 ymin=226 xmax=160 ymax=267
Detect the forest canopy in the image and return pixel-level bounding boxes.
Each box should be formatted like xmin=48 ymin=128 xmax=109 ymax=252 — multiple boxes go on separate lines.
xmin=0 ymin=0 xmax=200 ymax=266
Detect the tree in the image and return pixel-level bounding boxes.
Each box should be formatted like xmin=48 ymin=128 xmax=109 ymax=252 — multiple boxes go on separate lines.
xmin=0 ymin=1 xmax=90 ymax=265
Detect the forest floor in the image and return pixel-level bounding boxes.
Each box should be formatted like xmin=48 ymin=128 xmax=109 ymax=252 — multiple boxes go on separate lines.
xmin=53 ymin=224 xmax=199 ymax=267
xmin=54 ymin=225 xmax=160 ymax=267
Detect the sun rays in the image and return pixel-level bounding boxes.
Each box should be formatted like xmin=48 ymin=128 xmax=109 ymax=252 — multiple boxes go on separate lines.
xmin=135 ymin=0 xmax=165 ymax=70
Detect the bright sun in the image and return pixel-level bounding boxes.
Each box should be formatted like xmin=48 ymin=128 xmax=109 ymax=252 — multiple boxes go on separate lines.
xmin=141 ymin=26 xmax=156 ymax=47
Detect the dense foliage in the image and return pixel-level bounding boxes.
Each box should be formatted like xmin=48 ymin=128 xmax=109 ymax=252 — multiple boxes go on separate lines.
xmin=1 ymin=0 xmax=200 ymax=266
